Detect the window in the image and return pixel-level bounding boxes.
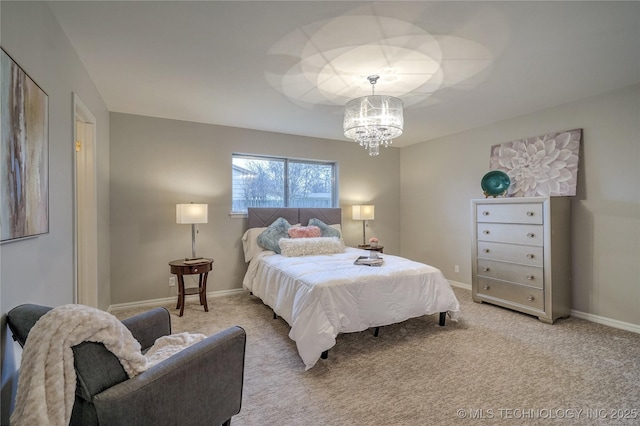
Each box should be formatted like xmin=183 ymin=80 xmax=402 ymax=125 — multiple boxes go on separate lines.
xmin=232 ymin=154 xmax=337 ymax=213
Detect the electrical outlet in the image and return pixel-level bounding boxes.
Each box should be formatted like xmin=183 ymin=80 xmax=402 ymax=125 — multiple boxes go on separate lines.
xmin=454 ymin=265 xmax=460 ymax=273
xmin=169 ymin=276 xmax=176 ymax=287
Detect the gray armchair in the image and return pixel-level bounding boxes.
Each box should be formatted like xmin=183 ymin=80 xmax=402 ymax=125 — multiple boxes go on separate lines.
xmin=7 ymin=304 xmax=246 ymax=426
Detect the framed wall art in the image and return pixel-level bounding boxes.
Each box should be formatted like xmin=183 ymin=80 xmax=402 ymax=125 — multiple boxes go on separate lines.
xmin=489 ymin=128 xmax=582 ymax=197
xmin=1 ymin=48 xmax=49 ymax=242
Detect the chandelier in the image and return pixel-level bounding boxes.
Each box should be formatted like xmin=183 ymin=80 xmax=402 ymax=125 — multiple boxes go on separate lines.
xmin=343 ymin=75 xmax=404 ymax=156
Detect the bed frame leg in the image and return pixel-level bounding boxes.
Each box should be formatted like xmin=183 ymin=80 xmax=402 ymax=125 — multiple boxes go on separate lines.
xmin=273 ymin=312 xmax=277 ymax=319
xmin=373 ymin=327 xmax=379 ymax=337
xmin=321 ymin=350 xmax=328 ymax=359
xmin=439 ymin=312 xmax=446 ymax=326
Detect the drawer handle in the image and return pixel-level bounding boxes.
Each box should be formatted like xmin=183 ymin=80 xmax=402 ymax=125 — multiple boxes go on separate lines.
xmin=526 ymin=275 xmax=534 ymax=280
xmin=482 ymin=211 xmax=490 ymax=216
xmin=483 ymin=230 xmax=490 ymax=235
xmin=527 ymin=295 xmax=535 ymax=301
xmin=482 ymin=285 xmax=489 ymax=290
xmin=482 ymin=267 xmax=490 ymax=272
xmin=526 ymin=253 xmax=534 ymax=259
xmin=527 ymin=233 xmax=535 ymax=238
xmin=483 ymin=249 xmax=490 ymax=253
xmin=194 ymin=268 xmax=199 ymax=272
xmin=526 ymin=211 xmax=534 ymax=216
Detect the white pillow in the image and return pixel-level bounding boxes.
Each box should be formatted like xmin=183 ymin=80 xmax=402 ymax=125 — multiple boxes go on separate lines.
xmin=279 ymin=237 xmax=345 ymax=257
xmin=241 ymin=227 xmax=267 ymax=262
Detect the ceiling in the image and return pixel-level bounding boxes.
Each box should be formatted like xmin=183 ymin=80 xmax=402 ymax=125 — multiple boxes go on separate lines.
xmin=48 ymin=1 xmax=640 ymax=147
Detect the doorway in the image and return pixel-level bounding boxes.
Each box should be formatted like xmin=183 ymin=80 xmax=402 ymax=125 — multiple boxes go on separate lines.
xmin=74 ymin=94 xmax=98 ymax=307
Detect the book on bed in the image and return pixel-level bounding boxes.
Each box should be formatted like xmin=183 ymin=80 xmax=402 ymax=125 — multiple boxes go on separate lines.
xmin=354 ymin=256 xmax=383 ymax=266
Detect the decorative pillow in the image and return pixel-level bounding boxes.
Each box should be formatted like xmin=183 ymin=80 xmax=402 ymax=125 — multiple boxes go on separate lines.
xmin=241 ymin=227 xmax=267 ymax=262
xmin=308 ymin=218 xmax=341 ymax=238
xmin=279 ymin=237 xmax=345 ymax=257
xmin=257 ymin=217 xmax=292 ymax=254
xmin=288 ymin=225 xmax=321 ymax=239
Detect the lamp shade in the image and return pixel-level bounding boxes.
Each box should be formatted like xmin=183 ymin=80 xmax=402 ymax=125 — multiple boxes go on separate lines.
xmin=352 ymin=205 xmax=374 ymax=221
xmin=176 ymin=204 xmax=208 ymax=224
xmin=343 ymin=95 xmax=404 ymax=141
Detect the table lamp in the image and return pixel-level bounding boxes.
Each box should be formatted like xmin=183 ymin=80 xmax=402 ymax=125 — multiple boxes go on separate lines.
xmin=352 ymin=204 xmax=374 ymax=246
xmin=176 ymin=203 xmax=208 ymax=260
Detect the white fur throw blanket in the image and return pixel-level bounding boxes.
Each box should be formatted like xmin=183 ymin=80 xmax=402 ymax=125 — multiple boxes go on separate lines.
xmin=10 ymin=304 xmax=205 ymax=426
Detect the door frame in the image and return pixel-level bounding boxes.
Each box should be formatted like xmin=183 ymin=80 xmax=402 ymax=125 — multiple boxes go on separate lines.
xmin=73 ymin=93 xmax=99 ymax=307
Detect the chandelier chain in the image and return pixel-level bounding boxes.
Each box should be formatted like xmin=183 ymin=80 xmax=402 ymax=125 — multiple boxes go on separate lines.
xmin=367 ymin=75 xmax=379 ymax=95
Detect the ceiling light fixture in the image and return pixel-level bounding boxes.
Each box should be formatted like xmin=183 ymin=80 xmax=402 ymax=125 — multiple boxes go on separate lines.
xmin=343 ymin=75 xmax=404 ymax=156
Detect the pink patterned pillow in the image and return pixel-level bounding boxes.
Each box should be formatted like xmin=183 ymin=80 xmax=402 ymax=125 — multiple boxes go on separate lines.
xmin=287 ymin=225 xmax=321 ymax=238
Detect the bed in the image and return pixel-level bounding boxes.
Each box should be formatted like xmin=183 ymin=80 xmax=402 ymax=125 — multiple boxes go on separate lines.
xmin=241 ymin=207 xmax=460 ymax=370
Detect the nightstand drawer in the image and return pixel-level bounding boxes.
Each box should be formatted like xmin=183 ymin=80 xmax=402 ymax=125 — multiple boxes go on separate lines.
xmin=185 ymin=263 xmax=211 ymax=274
xmin=477 ymin=241 xmax=543 ymax=267
xmin=476 ymin=203 xmax=543 ymax=224
xmin=477 ymin=259 xmax=543 ymax=289
xmin=477 ymin=277 xmax=544 ymax=310
xmin=477 ymin=223 xmax=543 ymax=246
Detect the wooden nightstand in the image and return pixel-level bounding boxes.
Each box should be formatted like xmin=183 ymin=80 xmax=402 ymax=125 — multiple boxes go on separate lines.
xmin=169 ymin=258 xmax=213 ymax=316
xmin=357 ymin=244 xmax=384 ymax=253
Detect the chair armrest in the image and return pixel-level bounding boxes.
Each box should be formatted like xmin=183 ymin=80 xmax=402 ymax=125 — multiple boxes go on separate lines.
xmin=121 ymin=307 xmax=171 ymax=351
xmin=93 ymin=326 xmax=246 ymax=426
xmin=6 ymin=304 xmax=53 ymax=347
xmin=74 ymin=307 xmax=172 ymax=401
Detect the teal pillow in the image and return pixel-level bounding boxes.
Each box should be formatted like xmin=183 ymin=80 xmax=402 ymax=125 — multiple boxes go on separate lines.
xmin=308 ymin=218 xmax=341 ymax=238
xmin=257 ymin=217 xmax=292 ymax=254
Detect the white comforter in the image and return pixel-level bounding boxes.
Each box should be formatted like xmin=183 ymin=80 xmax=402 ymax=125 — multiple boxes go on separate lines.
xmin=242 ymin=247 xmax=460 ymax=370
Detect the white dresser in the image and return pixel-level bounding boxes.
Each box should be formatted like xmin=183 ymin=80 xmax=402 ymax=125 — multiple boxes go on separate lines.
xmin=471 ymin=197 xmax=571 ymax=323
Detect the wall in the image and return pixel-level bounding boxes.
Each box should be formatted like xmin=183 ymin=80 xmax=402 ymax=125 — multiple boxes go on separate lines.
xmin=109 ymin=113 xmax=400 ymax=305
xmin=400 ymin=84 xmax=640 ymax=327
xmin=0 ymin=2 xmax=111 ymax=422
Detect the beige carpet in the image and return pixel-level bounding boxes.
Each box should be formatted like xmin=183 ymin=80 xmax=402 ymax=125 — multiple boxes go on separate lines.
xmin=113 ymin=287 xmax=640 ymax=425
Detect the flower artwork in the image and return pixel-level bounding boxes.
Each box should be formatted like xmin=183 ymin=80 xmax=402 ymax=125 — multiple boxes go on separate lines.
xmin=489 ymin=129 xmax=582 ymax=197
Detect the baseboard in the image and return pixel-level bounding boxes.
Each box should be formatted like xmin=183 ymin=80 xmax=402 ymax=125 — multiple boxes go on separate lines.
xmin=571 ymin=309 xmax=640 ymax=334
xmin=447 ymin=280 xmax=639 ymax=334
xmin=448 ymin=280 xmax=471 ymax=291
xmin=108 ymin=288 xmax=246 ymax=312
xmin=108 ymin=283 xmax=639 ymax=335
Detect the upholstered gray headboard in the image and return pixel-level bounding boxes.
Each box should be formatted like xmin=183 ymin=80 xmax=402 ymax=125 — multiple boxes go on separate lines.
xmin=247 ymin=208 xmax=342 ymax=229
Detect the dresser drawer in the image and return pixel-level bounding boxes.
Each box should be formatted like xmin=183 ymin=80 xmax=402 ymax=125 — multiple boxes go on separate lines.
xmin=476 ymin=203 xmax=543 ymax=224
xmin=477 ymin=277 xmax=544 ymax=310
xmin=477 ymin=259 xmax=543 ymax=289
xmin=477 ymin=223 xmax=543 ymax=246
xmin=477 ymin=241 xmax=543 ymax=267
